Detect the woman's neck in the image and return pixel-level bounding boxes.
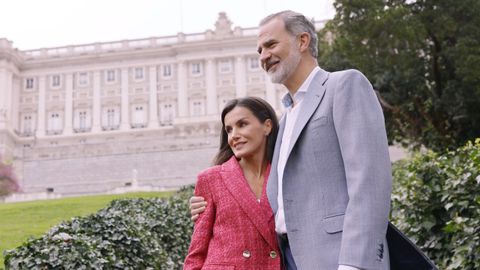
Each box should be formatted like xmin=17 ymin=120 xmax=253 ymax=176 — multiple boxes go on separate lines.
xmin=239 ymin=155 xmax=267 ymax=178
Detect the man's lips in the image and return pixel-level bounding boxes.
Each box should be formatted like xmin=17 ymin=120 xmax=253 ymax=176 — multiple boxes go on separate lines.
xmin=265 ymin=60 xmax=280 ymax=72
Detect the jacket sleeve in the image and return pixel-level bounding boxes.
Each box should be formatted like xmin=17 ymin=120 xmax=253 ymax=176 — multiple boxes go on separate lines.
xmin=183 ymin=172 xmax=216 ymax=270
xmin=332 ymin=70 xmax=392 ymax=269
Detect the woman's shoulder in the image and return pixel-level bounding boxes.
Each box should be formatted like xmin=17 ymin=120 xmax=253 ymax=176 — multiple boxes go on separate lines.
xmin=195 ymin=164 xmax=222 ymax=196
xmin=197 ymin=164 xmax=222 ymax=179
xmin=197 ymin=165 xmax=222 ymax=186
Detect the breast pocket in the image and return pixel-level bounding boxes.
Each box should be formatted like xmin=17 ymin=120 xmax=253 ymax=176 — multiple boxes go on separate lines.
xmin=308 ymin=115 xmax=328 ymax=130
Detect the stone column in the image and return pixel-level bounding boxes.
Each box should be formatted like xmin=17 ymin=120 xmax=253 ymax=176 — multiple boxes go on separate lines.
xmin=36 ymin=76 xmax=46 ymax=137
xmin=148 ymin=66 xmax=159 ymax=128
xmin=234 ymin=56 xmax=246 ymax=98
xmin=177 ymin=61 xmax=188 ymax=117
xmin=0 ymin=69 xmax=7 ymax=130
xmin=265 ymin=73 xmax=277 ymax=109
xmin=205 ymin=58 xmax=218 ymax=115
xmin=120 ymin=68 xmax=130 ymax=130
xmin=0 ymin=69 xmax=13 ymax=130
xmin=63 ymin=73 xmax=73 ymax=135
xmin=11 ymin=76 xmax=20 ymax=131
xmin=5 ymin=72 xmax=13 ymax=129
xmin=91 ymin=71 xmax=101 ymax=132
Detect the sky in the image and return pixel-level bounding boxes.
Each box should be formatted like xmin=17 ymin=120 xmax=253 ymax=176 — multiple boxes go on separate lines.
xmin=0 ymin=0 xmax=335 ymax=50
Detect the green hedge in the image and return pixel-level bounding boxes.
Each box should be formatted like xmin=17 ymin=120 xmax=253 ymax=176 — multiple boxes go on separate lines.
xmin=5 ymin=139 xmax=479 ymax=269
xmin=391 ymin=139 xmax=480 ymax=270
xmin=4 ymin=186 xmax=194 ymax=270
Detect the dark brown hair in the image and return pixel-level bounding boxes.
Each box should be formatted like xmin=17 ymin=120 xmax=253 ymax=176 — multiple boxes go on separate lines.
xmin=213 ymin=97 xmax=279 ymax=166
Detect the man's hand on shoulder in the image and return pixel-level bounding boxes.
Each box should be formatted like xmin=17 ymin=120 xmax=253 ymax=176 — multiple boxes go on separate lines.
xmin=189 ymin=196 xmax=207 ymax=221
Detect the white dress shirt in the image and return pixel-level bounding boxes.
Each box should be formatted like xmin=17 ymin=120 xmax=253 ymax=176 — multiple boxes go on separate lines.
xmin=275 ymin=66 xmax=319 ymax=234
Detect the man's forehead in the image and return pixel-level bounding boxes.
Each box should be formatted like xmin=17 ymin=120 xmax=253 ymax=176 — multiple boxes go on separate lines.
xmin=257 ymin=18 xmax=286 ymax=44
xmin=258 ymin=18 xmax=285 ymax=36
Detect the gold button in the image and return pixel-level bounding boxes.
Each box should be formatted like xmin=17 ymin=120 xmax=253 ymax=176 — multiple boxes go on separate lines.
xmin=270 ymin=251 xmax=277 ymax=258
xmin=242 ymin=250 xmax=251 ymax=258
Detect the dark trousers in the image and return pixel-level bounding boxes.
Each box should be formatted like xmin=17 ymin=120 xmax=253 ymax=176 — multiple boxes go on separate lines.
xmin=277 ymin=234 xmax=298 ymax=270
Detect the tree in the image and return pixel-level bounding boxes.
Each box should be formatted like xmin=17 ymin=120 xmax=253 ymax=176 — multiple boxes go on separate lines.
xmin=0 ymin=157 xmax=19 ymax=197
xmin=318 ymin=0 xmax=480 ymax=152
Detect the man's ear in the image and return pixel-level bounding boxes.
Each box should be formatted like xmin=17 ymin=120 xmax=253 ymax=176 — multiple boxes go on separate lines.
xmin=298 ymin=32 xmax=311 ymax=53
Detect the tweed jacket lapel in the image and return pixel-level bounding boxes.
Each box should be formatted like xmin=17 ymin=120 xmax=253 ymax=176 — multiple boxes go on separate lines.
xmin=220 ymin=157 xmax=277 ymax=250
xmin=286 ymin=69 xmax=329 ymax=158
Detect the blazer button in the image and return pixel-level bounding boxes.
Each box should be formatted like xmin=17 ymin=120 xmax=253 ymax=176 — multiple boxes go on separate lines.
xmin=242 ymin=250 xmax=251 ymax=258
xmin=269 ymin=251 xmax=277 ymax=259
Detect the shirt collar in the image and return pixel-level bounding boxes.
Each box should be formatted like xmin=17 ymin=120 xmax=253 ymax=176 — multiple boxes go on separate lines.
xmin=281 ymin=66 xmax=321 ymax=108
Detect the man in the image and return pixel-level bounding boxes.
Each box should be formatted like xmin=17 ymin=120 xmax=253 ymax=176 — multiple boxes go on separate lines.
xmin=190 ymin=10 xmax=392 ymax=270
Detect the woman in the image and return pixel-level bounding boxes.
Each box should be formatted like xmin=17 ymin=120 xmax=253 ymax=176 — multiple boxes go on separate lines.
xmin=183 ymin=97 xmax=281 ymax=270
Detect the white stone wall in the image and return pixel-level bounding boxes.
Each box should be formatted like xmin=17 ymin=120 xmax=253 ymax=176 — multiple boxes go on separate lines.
xmin=0 ymin=14 xmax=325 ymax=195
xmin=22 ymin=143 xmax=217 ymax=195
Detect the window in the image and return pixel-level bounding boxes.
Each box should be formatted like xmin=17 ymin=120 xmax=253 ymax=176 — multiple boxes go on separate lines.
xmin=249 ymin=57 xmax=260 ymax=70
xmin=163 ymin=64 xmax=172 ymax=77
xmin=106 ymin=70 xmax=116 ymax=82
xmin=47 ymin=113 xmax=62 ymax=134
xmin=191 ymin=62 xmax=202 ymax=75
xmin=191 ymin=100 xmax=205 ymax=116
xmin=219 ymin=59 xmax=232 ymax=73
xmin=23 ymin=115 xmax=33 ymax=135
xmin=161 ymin=103 xmax=174 ymax=125
xmin=51 ymin=75 xmax=61 ymax=87
xmin=74 ymin=110 xmax=90 ymax=132
xmin=79 ymin=111 xmax=87 ymax=129
xmin=25 ymin=78 xmax=34 ymax=89
xmin=78 ymin=72 xmax=88 ymax=86
xmin=134 ymin=67 xmax=144 ymax=80
xmin=132 ymin=106 xmax=146 ymax=127
xmin=107 ymin=109 xmax=115 ymax=127
xmin=102 ymin=107 xmax=120 ymax=130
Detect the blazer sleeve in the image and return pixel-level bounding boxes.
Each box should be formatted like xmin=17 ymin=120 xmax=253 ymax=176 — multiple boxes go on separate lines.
xmin=183 ymin=172 xmax=216 ymax=270
xmin=332 ymin=70 xmax=392 ymax=269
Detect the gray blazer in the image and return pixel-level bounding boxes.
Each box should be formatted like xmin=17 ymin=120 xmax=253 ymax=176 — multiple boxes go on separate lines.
xmin=267 ymin=68 xmax=392 ymax=270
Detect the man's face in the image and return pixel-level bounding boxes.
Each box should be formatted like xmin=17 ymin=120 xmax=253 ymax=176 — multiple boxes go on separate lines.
xmin=257 ymin=18 xmax=301 ymax=85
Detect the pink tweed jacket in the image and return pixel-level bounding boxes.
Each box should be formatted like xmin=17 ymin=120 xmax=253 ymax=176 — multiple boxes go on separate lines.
xmin=183 ymin=156 xmax=281 ymax=270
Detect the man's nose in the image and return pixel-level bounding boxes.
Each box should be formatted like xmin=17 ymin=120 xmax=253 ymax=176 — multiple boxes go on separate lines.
xmin=259 ymin=50 xmax=270 ymax=67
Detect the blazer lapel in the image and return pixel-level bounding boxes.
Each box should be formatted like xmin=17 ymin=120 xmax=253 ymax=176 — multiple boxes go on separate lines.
xmin=286 ymin=69 xmax=329 ymax=158
xmin=220 ymin=157 xmax=277 ymax=250
xmin=266 ymin=113 xmax=286 ymax=213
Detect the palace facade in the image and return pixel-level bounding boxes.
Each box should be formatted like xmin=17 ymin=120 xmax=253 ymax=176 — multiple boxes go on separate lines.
xmin=0 ymin=13 xmax=327 ymax=196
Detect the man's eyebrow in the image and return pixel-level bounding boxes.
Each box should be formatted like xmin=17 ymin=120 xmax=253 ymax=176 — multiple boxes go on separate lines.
xmin=257 ymin=39 xmax=276 ymax=54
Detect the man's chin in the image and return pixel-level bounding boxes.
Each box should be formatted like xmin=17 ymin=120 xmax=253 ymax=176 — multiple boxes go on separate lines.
xmin=268 ymin=73 xmax=284 ymax=84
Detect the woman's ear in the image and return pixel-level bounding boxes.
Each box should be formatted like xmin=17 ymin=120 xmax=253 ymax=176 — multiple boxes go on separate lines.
xmin=264 ymin=119 xmax=273 ymax=136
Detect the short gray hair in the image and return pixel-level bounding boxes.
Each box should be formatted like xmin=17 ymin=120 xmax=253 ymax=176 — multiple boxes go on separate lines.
xmin=260 ymin=10 xmax=318 ymax=58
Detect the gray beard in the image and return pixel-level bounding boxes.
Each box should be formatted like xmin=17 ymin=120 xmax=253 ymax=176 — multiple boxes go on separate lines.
xmin=267 ymin=51 xmax=301 ymax=84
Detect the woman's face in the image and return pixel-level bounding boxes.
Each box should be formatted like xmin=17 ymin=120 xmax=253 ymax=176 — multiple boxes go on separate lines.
xmin=224 ymin=106 xmax=272 ymax=160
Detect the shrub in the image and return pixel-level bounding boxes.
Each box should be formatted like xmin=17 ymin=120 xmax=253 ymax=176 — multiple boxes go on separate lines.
xmin=391 ymin=139 xmax=480 ymax=270
xmin=0 ymin=158 xmax=20 ymax=197
xmin=4 ymin=186 xmax=194 ymax=270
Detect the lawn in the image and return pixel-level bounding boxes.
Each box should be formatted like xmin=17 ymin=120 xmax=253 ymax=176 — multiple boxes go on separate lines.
xmin=0 ymin=191 xmax=173 ymax=268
